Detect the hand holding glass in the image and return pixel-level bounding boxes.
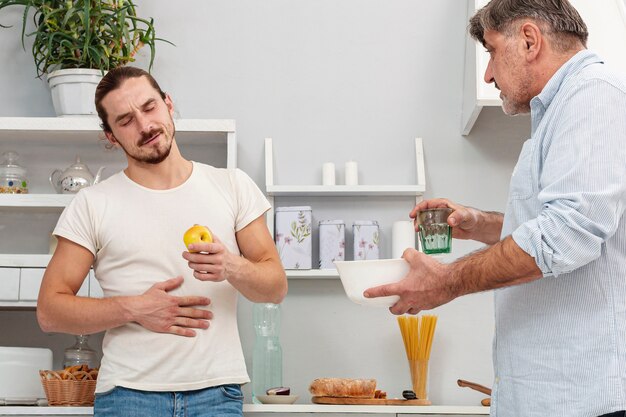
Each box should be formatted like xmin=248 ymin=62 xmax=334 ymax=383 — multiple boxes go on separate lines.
xmin=418 ymin=208 xmax=453 ymax=254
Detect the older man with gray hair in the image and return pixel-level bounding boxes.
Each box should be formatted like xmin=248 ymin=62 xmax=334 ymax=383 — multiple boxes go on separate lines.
xmin=365 ymin=1 xmax=626 ymax=416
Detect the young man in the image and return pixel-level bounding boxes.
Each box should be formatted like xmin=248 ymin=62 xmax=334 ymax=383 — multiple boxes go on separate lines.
xmin=37 ymin=66 xmax=287 ymax=417
xmin=365 ymin=1 xmax=626 ymax=416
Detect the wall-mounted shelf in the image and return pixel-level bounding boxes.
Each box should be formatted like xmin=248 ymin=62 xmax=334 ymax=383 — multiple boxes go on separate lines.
xmin=266 ymin=185 xmax=425 ymax=197
xmin=0 ymin=117 xmax=236 ymax=168
xmin=264 ymin=137 xmax=426 ymax=272
xmin=0 ymin=118 xmax=237 ymax=305
xmin=286 ymin=269 xmax=340 ymax=279
xmin=0 ymin=404 xmax=490 ymax=415
xmin=461 ymin=0 xmax=626 ymax=135
xmin=264 ymin=137 xmax=426 ymax=236
xmin=0 ymin=254 xmax=52 ymax=268
xmin=0 ymin=194 xmax=73 ymax=208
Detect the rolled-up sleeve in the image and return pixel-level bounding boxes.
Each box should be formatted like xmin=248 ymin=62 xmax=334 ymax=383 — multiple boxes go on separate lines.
xmin=512 ymin=77 xmax=626 ymax=277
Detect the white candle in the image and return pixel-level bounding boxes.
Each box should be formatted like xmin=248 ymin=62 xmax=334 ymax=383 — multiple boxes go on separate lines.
xmin=345 ymin=161 xmax=358 ymax=186
xmin=322 ymin=162 xmax=336 ymax=186
xmin=392 ymin=220 xmax=416 ymax=258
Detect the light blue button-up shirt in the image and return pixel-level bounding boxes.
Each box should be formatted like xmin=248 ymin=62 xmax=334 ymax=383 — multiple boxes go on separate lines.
xmin=494 ymin=50 xmax=626 ymax=417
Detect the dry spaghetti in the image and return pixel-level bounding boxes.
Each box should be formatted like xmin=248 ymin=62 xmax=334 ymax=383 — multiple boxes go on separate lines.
xmin=397 ymin=315 xmax=438 ymax=400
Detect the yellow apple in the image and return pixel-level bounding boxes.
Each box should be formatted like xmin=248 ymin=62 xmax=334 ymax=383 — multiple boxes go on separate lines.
xmin=183 ymin=224 xmax=213 ymax=252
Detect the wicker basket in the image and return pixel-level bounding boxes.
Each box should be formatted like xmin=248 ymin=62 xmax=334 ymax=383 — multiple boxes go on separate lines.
xmin=39 ymin=369 xmax=97 ymax=406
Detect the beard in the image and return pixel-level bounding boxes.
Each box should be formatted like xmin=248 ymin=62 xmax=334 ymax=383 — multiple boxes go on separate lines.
xmin=116 ymin=117 xmax=176 ymax=165
xmin=497 ymin=49 xmax=533 ymax=116
xmin=501 ymin=94 xmax=531 ymax=116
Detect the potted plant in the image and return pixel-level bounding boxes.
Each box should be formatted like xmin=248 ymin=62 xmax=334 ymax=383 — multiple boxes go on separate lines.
xmin=0 ymin=0 xmax=172 ymax=116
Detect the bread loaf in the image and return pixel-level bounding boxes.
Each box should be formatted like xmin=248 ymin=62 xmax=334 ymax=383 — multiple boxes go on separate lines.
xmin=309 ymin=378 xmax=376 ymax=398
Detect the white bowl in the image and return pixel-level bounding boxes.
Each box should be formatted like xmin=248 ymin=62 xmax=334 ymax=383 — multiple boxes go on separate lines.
xmin=334 ymin=258 xmax=410 ymax=307
xmin=255 ymin=394 xmax=299 ymax=404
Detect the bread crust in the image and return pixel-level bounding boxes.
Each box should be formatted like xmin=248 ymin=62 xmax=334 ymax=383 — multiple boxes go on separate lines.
xmin=309 ymin=378 xmax=376 ymax=398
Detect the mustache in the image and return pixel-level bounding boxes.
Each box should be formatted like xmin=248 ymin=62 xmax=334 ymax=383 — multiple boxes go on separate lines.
xmin=494 ymin=81 xmax=500 ymax=91
xmin=139 ymin=128 xmax=164 ymax=146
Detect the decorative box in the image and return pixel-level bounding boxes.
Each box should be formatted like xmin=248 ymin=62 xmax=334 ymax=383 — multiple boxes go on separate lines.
xmin=353 ymin=220 xmax=380 ymax=260
xmin=275 ymin=206 xmax=312 ymax=269
xmin=319 ymin=220 xmax=345 ymax=269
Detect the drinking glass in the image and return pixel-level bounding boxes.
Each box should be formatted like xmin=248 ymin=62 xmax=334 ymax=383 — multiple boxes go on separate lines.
xmin=418 ymin=208 xmax=453 ymax=254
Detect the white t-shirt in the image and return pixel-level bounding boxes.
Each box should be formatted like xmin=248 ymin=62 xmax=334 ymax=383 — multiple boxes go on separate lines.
xmin=53 ymin=162 xmax=271 ymax=393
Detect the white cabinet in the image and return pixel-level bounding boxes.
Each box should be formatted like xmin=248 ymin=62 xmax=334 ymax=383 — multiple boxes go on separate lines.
xmin=462 ymin=0 xmax=626 ymax=135
xmin=0 ymin=268 xmax=20 ymax=300
xmin=263 ymin=137 xmax=426 ymax=279
xmin=18 ymin=268 xmax=89 ymax=302
xmin=0 ymin=260 xmax=93 ymax=307
xmin=0 ymin=117 xmax=236 ymax=307
xmin=18 ymin=269 xmax=47 ymax=301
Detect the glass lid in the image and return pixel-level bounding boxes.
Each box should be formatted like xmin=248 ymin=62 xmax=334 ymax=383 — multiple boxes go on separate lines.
xmin=0 ymin=151 xmax=27 ymax=178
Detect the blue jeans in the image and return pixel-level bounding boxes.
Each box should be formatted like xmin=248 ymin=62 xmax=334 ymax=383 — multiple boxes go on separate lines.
xmin=94 ymin=384 xmax=244 ymax=417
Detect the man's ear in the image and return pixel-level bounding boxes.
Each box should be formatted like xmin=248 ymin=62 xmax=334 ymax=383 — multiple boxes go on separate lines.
xmin=520 ymin=21 xmax=542 ymax=62
xmin=164 ymin=93 xmax=175 ymax=116
xmin=105 ymin=131 xmax=117 ymax=146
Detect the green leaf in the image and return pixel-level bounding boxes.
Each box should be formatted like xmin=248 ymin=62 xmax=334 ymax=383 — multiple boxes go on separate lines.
xmin=0 ymin=0 xmax=172 ymax=76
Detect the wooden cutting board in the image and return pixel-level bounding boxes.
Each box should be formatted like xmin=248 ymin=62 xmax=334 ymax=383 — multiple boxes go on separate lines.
xmin=312 ymin=396 xmax=432 ymax=406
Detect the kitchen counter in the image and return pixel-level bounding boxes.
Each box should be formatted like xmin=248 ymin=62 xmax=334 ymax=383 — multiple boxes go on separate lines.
xmin=0 ymin=405 xmax=489 ymax=416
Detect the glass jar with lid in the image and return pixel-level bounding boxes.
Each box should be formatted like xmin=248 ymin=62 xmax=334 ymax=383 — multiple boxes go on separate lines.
xmin=63 ymin=334 xmax=99 ymax=369
xmin=0 ymin=151 xmax=29 ymax=194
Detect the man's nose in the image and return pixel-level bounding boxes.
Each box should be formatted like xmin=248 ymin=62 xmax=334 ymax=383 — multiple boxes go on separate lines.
xmin=136 ymin=112 xmax=152 ymax=134
xmin=484 ymin=59 xmax=495 ymax=84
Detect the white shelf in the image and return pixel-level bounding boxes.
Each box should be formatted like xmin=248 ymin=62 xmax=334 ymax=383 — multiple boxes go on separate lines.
xmin=0 ymin=405 xmax=489 ymax=415
xmin=0 ymin=301 xmax=36 ymax=308
xmin=0 ymin=117 xmax=238 ymax=271
xmin=244 ymin=404 xmax=489 ymax=414
xmin=0 ymin=117 xmax=237 ymax=169
xmin=0 ymin=194 xmax=74 ymax=208
xmin=286 ymin=269 xmax=340 ymax=279
xmin=0 ymin=254 xmax=52 ymax=268
xmin=264 ymin=137 xmax=426 ymax=243
xmin=0 ymin=117 xmax=235 ymax=134
xmin=0 ymin=407 xmax=92 ymax=415
xmin=264 ymin=137 xmax=426 ymax=196
xmin=267 ymin=185 xmax=425 ymax=197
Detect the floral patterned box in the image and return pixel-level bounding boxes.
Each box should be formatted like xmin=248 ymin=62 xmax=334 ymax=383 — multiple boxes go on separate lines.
xmin=353 ymin=220 xmax=380 ymax=260
xmin=319 ymin=220 xmax=345 ymax=269
xmin=275 ymin=206 xmax=312 ymax=269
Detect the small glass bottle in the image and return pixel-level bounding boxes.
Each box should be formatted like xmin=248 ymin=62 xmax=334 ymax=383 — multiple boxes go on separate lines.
xmin=63 ymin=334 xmax=98 ymax=369
xmin=252 ymin=303 xmax=283 ymax=403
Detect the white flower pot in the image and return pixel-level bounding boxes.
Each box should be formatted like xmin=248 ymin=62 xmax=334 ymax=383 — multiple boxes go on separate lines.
xmin=47 ymin=69 xmax=104 ymax=117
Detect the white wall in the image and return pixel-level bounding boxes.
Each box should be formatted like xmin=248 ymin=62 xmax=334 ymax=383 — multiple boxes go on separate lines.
xmin=0 ymin=0 xmax=532 ymax=406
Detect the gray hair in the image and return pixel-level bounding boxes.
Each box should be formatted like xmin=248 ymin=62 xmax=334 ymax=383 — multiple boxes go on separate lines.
xmin=469 ymin=0 xmax=588 ymax=53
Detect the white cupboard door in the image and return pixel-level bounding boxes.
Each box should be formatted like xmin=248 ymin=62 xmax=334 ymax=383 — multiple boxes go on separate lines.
xmin=19 ymin=268 xmax=45 ymax=301
xmin=89 ymin=270 xmax=103 ymax=298
xmin=0 ymin=268 xmax=20 ymax=300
